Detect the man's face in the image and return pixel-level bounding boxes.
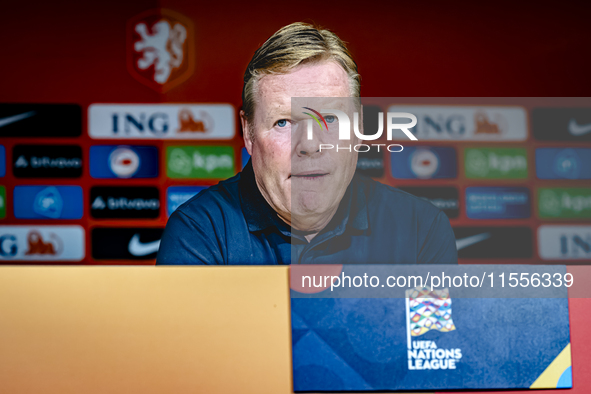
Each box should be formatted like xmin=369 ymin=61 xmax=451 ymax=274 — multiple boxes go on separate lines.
xmin=242 ymin=61 xmax=359 ymax=231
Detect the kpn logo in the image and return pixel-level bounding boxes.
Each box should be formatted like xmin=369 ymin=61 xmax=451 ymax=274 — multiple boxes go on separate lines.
xmin=538 ymin=188 xmax=591 ymax=219
xmin=464 ymin=148 xmax=528 ymax=179
xmin=406 ymin=287 xmax=462 ymax=371
xmin=301 ymin=106 xmax=418 ymax=152
xmin=166 ymin=146 xmax=235 ymax=179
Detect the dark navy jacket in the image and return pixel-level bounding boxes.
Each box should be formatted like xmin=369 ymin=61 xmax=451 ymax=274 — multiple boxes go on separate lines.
xmin=156 ymin=161 xmax=457 ymax=265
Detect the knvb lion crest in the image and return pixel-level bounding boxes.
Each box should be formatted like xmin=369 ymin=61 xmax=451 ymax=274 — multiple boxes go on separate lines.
xmin=127 ymin=9 xmax=195 ymax=93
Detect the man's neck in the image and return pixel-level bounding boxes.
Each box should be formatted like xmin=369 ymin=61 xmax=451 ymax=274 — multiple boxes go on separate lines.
xmin=290 ymin=227 xmax=320 ymax=242
xmin=278 ymin=205 xmax=339 ymax=242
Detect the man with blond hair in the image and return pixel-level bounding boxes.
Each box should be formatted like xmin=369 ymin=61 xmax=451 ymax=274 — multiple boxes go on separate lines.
xmin=157 ymin=22 xmax=457 ymax=265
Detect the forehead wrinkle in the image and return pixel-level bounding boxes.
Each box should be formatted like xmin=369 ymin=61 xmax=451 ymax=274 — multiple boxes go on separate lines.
xmin=256 ymin=78 xmax=291 ymax=125
xmin=254 ymin=62 xmax=352 ymax=125
xmin=262 ymin=107 xmax=291 ymax=125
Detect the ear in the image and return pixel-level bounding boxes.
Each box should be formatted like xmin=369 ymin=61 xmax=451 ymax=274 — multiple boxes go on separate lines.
xmin=241 ymin=110 xmax=254 ymax=155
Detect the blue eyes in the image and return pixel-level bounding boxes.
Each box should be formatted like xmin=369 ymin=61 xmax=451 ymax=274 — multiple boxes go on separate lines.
xmin=275 ymin=116 xmax=336 ymax=129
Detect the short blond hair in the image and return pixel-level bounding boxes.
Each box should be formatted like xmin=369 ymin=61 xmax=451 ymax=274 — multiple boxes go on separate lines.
xmin=242 ymin=22 xmax=360 ymax=129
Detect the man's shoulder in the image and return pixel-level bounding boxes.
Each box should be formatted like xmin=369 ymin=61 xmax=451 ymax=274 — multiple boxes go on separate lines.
xmin=355 ymin=174 xmax=457 ymax=264
xmin=175 ymin=172 xmax=243 ymax=221
xmin=356 ymin=174 xmax=442 ymax=218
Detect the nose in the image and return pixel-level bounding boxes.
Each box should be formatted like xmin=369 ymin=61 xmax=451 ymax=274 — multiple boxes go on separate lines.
xmin=294 ymin=119 xmax=323 ymax=158
xmin=298 ymin=146 xmax=320 ymax=156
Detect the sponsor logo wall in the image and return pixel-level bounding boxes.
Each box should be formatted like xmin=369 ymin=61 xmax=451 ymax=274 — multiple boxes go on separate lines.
xmin=383 ymin=101 xmax=591 ymax=263
xmin=0 ymin=96 xmax=240 ymax=264
xmin=0 ymin=9 xmax=588 ymax=265
xmin=1 ymin=98 xmax=590 ymax=264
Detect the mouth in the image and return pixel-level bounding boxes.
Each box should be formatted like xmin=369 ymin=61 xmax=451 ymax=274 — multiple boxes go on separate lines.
xmin=289 ymin=171 xmax=329 ymax=180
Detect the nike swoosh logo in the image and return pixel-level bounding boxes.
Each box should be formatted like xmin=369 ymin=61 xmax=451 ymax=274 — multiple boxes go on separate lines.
xmin=456 ymin=233 xmax=491 ymax=251
xmin=128 ymin=234 xmax=161 ymax=256
xmin=568 ymin=118 xmax=591 ymax=136
xmin=0 ymin=111 xmax=36 ymax=128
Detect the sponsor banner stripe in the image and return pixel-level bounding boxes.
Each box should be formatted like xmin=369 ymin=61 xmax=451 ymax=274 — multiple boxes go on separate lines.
xmin=89 ymin=104 xmax=235 ymax=140
xmin=0 ymin=225 xmax=85 ymax=261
